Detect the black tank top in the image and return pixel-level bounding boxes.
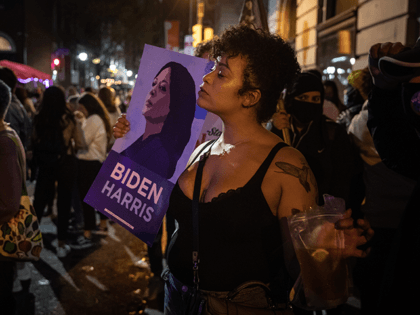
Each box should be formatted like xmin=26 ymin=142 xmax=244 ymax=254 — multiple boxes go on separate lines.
xmin=167 ymin=142 xmax=289 ymax=291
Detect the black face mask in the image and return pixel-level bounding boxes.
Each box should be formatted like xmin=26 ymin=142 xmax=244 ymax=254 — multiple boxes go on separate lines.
xmin=287 ymin=100 xmax=323 ymax=125
xmin=401 ymin=83 xmax=420 ymax=132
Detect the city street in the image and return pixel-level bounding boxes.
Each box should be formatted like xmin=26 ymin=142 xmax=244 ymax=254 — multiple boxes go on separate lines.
xmin=13 ymin=181 xmax=164 ymax=315
xmin=13 ymin=181 xmax=364 ymax=315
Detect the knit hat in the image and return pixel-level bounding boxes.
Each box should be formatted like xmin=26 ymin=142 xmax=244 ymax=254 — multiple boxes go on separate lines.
xmin=287 ymin=72 xmax=325 ymax=104
xmin=379 ymin=37 xmax=420 ymax=81
xmin=347 ymin=67 xmax=372 ymax=101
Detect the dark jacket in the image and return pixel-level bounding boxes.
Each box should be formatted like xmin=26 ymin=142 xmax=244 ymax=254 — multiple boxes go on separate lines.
xmin=4 ymin=95 xmax=31 ymax=149
xmin=367 ymin=86 xmax=420 ymax=180
xmin=367 ymin=85 xmax=420 ymax=314
xmin=272 ymin=115 xmax=356 ymax=207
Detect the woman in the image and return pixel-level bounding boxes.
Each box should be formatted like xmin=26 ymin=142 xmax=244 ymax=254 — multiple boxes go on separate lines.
xmin=0 ymin=79 xmax=19 ymax=315
xmin=32 ymin=86 xmax=86 ymax=258
xmin=114 ymin=25 xmax=373 ymax=314
xmin=98 ymin=86 xmax=121 ymax=150
xmin=120 ymin=62 xmax=196 ymax=179
xmin=72 ymin=92 xmax=112 ymax=248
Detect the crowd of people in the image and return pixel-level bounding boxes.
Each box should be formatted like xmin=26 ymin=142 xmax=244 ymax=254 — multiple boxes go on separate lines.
xmin=0 ymin=77 xmax=133 ymax=313
xmin=1 ymin=23 xmax=419 ymax=315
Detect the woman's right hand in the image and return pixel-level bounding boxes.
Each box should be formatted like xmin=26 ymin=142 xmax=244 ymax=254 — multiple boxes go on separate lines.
xmin=113 ymin=114 xmax=131 ymax=139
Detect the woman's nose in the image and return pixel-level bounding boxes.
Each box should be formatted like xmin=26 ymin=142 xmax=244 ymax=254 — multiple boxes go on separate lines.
xmin=203 ymin=71 xmax=213 ymax=85
xmin=150 ymin=87 xmax=156 ymax=96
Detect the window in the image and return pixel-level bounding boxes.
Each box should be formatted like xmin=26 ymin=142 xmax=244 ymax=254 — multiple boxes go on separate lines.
xmin=323 ymin=0 xmax=358 ymax=21
xmin=277 ymin=0 xmax=297 ymax=41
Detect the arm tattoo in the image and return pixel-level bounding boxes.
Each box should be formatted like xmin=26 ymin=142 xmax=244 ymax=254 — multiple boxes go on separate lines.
xmin=299 ymin=157 xmax=318 ymax=191
xmin=275 ymin=161 xmax=311 ymax=193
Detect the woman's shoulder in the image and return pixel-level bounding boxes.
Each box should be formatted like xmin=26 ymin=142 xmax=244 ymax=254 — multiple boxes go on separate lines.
xmin=268 ymin=140 xmax=309 ymax=171
xmin=88 ymin=114 xmax=105 ymax=125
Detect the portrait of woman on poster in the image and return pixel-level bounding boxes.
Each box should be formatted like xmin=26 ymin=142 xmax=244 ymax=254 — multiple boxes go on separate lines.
xmin=119 ymin=62 xmax=196 ymax=179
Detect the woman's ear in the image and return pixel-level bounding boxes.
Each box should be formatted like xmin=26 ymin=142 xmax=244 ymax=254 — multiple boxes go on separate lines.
xmin=242 ymin=89 xmax=261 ymax=108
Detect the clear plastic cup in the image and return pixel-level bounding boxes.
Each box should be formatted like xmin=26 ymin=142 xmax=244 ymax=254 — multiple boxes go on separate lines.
xmin=288 ymin=195 xmax=349 ymax=309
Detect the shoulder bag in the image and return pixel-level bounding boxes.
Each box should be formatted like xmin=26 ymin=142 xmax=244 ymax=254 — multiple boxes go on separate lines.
xmin=0 ymin=130 xmax=44 ymax=261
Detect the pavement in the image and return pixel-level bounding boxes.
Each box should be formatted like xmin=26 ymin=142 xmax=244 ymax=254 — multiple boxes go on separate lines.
xmin=12 ymin=181 xmax=164 ymax=315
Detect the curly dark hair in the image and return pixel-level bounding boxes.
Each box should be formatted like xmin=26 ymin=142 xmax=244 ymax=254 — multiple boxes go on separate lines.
xmin=194 ymin=40 xmax=213 ymax=58
xmin=211 ymin=24 xmax=300 ymax=123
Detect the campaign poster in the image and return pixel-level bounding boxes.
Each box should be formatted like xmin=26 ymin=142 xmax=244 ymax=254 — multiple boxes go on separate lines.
xmin=84 ymin=45 xmax=212 ymax=246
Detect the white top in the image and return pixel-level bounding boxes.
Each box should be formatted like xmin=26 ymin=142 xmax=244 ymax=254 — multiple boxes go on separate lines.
xmin=348 ymin=100 xmax=381 ymax=166
xmin=77 ymin=114 xmax=107 ymax=162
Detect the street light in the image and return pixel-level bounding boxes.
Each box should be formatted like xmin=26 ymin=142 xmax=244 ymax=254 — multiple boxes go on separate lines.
xmin=127 ymin=70 xmax=133 ymax=77
xmin=78 ymin=52 xmax=88 ymax=61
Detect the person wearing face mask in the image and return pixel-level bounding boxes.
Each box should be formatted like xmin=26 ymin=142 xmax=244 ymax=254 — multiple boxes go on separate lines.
xmin=367 ymin=38 xmax=420 ymax=314
xmin=271 ymin=72 xmax=356 ymax=208
xmin=119 ymin=62 xmax=196 ymax=180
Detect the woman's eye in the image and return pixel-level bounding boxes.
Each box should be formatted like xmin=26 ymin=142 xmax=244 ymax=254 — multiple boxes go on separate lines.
xmin=313 ymin=97 xmax=320 ymax=103
xmin=217 ymin=71 xmax=224 ymax=78
xmin=159 ymin=83 xmax=167 ymax=92
xmin=152 ymin=79 xmax=157 ymax=87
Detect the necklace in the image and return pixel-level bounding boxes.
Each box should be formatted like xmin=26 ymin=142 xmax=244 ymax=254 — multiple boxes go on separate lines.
xmin=218 ymin=139 xmax=249 ymax=157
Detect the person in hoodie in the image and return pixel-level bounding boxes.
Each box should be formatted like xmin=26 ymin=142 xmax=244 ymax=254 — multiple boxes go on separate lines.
xmin=270 ymin=72 xmax=356 ymax=208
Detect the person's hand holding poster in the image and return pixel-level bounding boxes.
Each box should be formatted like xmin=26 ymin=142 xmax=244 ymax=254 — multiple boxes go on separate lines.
xmin=83 ymin=45 xmax=212 ymax=246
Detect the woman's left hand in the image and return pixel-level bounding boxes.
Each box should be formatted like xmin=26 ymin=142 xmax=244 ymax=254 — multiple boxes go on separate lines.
xmin=113 ymin=114 xmax=131 ymax=139
xmin=335 ymin=209 xmax=374 ymax=258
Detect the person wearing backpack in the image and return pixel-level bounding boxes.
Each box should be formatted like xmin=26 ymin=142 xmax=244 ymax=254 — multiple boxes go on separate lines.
xmin=32 ymin=86 xmax=86 ymax=257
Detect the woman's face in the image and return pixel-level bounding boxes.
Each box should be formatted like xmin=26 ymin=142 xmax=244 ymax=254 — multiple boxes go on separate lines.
xmin=197 ymin=55 xmax=246 ymax=117
xmin=143 ymin=67 xmax=171 ymax=123
xmin=294 ymin=91 xmax=322 ymax=104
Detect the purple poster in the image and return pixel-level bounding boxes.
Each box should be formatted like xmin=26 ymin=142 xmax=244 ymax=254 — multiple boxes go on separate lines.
xmin=84 ymin=45 xmax=212 ymax=246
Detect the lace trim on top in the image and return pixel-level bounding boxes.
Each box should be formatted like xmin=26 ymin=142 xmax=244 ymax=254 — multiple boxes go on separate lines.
xmin=210 ymin=187 xmax=243 ymax=203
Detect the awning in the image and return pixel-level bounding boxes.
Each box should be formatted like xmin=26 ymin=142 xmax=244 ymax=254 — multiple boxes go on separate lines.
xmin=0 ymin=59 xmax=51 ymax=81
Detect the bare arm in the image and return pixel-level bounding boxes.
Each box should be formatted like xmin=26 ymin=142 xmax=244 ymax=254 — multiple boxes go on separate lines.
xmin=275 ymin=148 xmax=318 ymax=219
xmin=268 ymin=147 xmax=318 ymax=280
xmin=272 ymin=147 xmax=373 ymax=264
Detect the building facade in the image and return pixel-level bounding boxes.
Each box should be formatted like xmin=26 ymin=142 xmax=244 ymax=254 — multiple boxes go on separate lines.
xmin=0 ymin=0 xmax=54 ymax=76
xmin=271 ymin=0 xmax=419 ymax=99
xmin=208 ymin=0 xmax=419 ymax=100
